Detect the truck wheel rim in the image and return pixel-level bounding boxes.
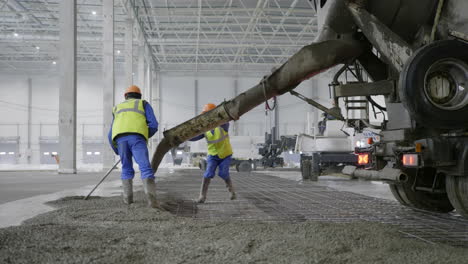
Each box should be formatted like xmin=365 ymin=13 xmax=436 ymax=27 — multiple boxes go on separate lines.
xmin=424 ymin=59 xmax=468 ymax=111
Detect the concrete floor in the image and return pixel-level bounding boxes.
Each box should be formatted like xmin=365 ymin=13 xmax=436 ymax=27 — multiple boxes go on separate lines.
xmin=1 ymin=168 xmax=467 ymax=246
xmin=0 ymin=168 xmax=401 ymax=228
xmin=0 ymin=168 xmax=395 ymax=228
xmin=1 ymin=168 xmax=468 ymax=264
xmin=0 ymin=169 xmax=394 ymax=206
xmin=0 ymin=168 xmax=182 ymax=227
xmin=0 ymin=171 xmax=117 ymax=204
xmin=255 ymin=170 xmax=396 ymax=201
xmin=0 ymin=168 xmax=388 ymax=229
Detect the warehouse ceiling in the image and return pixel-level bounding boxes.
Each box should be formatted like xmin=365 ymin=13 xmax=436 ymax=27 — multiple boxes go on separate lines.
xmin=0 ymin=0 xmax=318 ymax=74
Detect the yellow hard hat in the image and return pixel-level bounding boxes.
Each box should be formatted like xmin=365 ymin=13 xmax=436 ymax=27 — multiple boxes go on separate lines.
xmin=202 ymin=103 xmax=216 ymax=113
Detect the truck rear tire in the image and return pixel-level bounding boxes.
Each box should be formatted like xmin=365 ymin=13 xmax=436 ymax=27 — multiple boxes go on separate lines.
xmin=301 ymin=160 xmax=311 ymax=180
xmin=237 ymin=161 xmax=253 ymax=172
xmin=389 ymin=168 xmax=454 ymax=213
xmin=399 ymin=40 xmax=468 ymax=129
xmin=310 ymin=153 xmax=320 ymax=181
xmin=446 ymin=175 xmax=468 ymax=217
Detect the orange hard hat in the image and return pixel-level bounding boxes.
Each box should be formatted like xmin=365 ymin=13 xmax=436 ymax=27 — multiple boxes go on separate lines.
xmin=125 ymin=85 xmax=141 ymax=96
xmin=202 ymin=103 xmax=216 ymax=113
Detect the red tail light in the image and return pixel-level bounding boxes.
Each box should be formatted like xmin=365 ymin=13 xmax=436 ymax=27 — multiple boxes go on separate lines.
xmin=402 ymin=154 xmax=418 ymax=167
xmin=358 ymin=154 xmax=369 ymax=165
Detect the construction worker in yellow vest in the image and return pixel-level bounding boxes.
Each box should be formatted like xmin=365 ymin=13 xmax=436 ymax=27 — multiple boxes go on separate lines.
xmin=108 ymin=85 xmax=159 ymax=208
xmin=189 ymin=103 xmax=236 ymax=203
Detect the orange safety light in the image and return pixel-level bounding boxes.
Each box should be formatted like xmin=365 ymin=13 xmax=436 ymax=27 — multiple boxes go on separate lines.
xmin=402 ymin=154 xmax=419 ymax=167
xmin=415 ymin=143 xmax=422 ymax=153
xmin=358 ymin=153 xmax=369 ymax=165
xmin=367 ymin=138 xmax=373 ymax=145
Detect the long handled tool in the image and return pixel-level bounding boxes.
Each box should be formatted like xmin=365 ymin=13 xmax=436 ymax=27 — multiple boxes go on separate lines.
xmin=83 ymin=159 xmax=121 ymax=200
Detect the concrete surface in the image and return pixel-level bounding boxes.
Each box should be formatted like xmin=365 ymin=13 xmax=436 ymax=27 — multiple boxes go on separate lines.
xmin=0 ymin=168 xmax=190 ymax=228
xmin=1 ymin=169 xmax=468 ymax=264
xmin=255 ymin=170 xmax=396 ymax=201
xmin=0 ymin=171 xmax=118 ymax=204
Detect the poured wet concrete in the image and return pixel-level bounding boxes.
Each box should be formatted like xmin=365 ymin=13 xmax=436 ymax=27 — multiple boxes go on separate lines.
xmin=1 ymin=169 xmax=468 ymax=263
xmin=1 ymin=193 xmax=468 ymax=264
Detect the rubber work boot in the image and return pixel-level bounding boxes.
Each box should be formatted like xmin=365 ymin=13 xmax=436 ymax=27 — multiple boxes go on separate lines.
xmin=225 ymin=178 xmax=237 ymax=200
xmin=197 ymin=178 xmax=211 ymax=203
xmin=122 ymin=179 xmax=133 ymax=204
xmin=142 ymin=178 xmax=160 ymax=208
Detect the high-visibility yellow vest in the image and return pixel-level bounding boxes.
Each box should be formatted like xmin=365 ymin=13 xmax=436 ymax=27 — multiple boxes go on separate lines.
xmin=205 ymin=126 xmax=233 ymax=159
xmin=111 ymin=99 xmax=148 ymax=142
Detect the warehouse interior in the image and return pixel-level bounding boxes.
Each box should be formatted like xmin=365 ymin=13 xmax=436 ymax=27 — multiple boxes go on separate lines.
xmin=1 ymin=0 xmax=468 ymax=263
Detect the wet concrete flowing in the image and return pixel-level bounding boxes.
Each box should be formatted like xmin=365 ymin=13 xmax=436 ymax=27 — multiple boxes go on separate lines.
xmin=1 ymin=170 xmax=468 ymax=263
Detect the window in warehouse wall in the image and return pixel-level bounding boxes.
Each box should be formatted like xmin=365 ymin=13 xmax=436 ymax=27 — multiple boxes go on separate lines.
xmin=39 ymin=137 xmax=59 ymax=164
xmin=0 ymin=137 xmax=20 ymax=164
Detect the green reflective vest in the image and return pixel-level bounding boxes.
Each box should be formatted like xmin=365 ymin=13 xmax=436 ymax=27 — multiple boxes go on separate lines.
xmin=205 ymin=127 xmax=233 ymax=159
xmin=111 ymin=99 xmax=148 ymax=142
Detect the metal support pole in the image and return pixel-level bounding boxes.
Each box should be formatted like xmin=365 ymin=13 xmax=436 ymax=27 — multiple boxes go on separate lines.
xmin=125 ymin=12 xmax=133 ymax=88
xmin=137 ymin=37 xmax=145 ymax=89
xmin=274 ymin=97 xmax=279 ymax=140
xmin=194 ymin=79 xmax=199 ymax=115
xmin=153 ymin=71 xmax=162 ymax=140
xmin=232 ymin=79 xmax=239 ymax=136
xmin=27 ymin=77 xmax=32 ymax=164
xmin=310 ymin=79 xmax=319 ymax=136
xmin=147 ymin=62 xmax=153 ymax=153
xmin=102 ymin=0 xmax=115 ymax=170
xmin=146 ymin=50 xmax=151 ymax=100
xmin=58 ymin=0 xmax=77 ymax=174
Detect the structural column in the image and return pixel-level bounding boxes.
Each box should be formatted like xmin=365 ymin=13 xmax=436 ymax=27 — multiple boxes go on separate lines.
xmin=102 ymin=0 xmax=115 ymax=170
xmin=146 ymin=56 xmax=152 ymax=105
xmin=309 ymin=79 xmax=319 ymax=135
xmin=232 ymin=79 xmax=239 ymax=136
xmin=137 ymin=37 xmax=145 ymax=89
xmin=125 ymin=12 xmax=133 ymax=87
xmin=145 ymin=48 xmax=152 ymax=100
xmin=27 ymin=77 xmax=32 ymax=164
xmin=152 ymin=71 xmax=162 ymax=140
xmin=274 ymin=97 xmax=279 ymax=140
xmin=58 ymin=0 xmax=77 ymax=173
xmin=194 ymin=79 xmax=199 ymax=115
xmin=146 ymin=61 xmax=153 ymax=154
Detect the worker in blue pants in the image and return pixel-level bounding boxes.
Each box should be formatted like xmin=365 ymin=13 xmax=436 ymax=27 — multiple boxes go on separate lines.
xmin=108 ymin=85 xmax=159 ymax=208
xmin=190 ymin=103 xmax=236 ymax=203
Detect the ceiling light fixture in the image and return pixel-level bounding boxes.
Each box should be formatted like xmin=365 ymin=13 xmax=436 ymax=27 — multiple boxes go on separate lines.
xmin=92 ymin=10 xmax=97 ymax=15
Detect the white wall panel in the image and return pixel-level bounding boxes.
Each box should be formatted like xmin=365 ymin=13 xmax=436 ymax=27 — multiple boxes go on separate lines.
xmin=160 ymin=75 xmax=195 ymax=130
xmin=0 ymin=71 xmax=344 ymax=164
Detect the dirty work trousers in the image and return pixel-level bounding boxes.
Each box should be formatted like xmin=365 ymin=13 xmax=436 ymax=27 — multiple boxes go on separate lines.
xmin=116 ymin=134 xmax=154 ymax=180
xmin=204 ymin=155 xmax=232 ymax=180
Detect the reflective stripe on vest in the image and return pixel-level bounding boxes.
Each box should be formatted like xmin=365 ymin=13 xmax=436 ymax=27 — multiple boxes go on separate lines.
xmin=116 ymin=99 xmax=145 ymax=116
xmin=206 ymin=132 xmax=229 ymax=144
xmin=205 ymin=127 xmax=233 ymax=159
xmin=111 ymin=99 xmax=148 ymax=142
